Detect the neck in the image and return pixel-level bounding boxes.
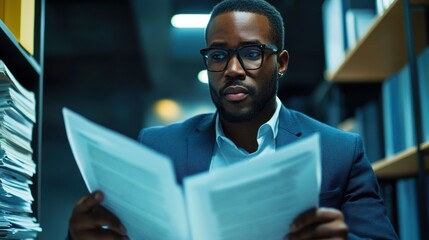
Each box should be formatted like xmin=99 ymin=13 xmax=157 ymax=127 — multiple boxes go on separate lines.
xmin=220 ymin=98 xmax=277 ymax=153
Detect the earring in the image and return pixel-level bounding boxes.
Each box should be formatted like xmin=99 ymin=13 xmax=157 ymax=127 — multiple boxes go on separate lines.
xmin=278 ymin=72 xmax=284 ymax=77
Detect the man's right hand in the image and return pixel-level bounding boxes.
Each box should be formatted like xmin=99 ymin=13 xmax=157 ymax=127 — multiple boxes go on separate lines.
xmin=68 ymin=191 xmax=129 ymax=240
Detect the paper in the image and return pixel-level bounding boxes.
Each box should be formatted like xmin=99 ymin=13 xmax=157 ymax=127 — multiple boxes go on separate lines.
xmin=185 ymin=134 xmax=320 ymax=240
xmin=63 ymin=108 xmax=321 ymax=240
xmin=63 ymin=108 xmax=189 ymax=240
xmin=0 ymin=60 xmax=35 ymax=103
xmin=0 ymin=60 xmax=40 ymax=238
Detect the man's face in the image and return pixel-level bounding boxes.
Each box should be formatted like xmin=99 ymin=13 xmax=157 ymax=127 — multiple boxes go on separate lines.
xmin=206 ymin=11 xmax=285 ymax=123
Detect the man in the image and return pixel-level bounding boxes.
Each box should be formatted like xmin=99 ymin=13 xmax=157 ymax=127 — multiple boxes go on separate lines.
xmin=68 ymin=0 xmax=398 ymax=239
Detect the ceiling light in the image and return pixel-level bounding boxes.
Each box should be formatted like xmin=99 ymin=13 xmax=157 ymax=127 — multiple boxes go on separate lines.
xmin=153 ymin=99 xmax=181 ymax=122
xmin=171 ymin=14 xmax=210 ymax=28
xmin=198 ymin=70 xmax=208 ymax=84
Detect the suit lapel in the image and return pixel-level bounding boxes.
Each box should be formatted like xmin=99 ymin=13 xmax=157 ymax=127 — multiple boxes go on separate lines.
xmin=186 ymin=114 xmax=216 ymax=177
xmin=276 ymin=105 xmax=302 ymax=147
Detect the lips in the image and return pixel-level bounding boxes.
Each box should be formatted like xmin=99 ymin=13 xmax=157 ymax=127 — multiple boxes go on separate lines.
xmin=223 ymin=86 xmax=249 ymax=102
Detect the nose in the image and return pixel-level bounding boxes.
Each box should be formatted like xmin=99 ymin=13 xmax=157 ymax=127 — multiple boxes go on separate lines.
xmin=224 ymin=54 xmax=246 ymax=80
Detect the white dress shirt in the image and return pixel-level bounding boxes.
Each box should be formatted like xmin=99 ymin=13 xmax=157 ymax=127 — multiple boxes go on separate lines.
xmin=210 ymin=97 xmax=282 ymax=171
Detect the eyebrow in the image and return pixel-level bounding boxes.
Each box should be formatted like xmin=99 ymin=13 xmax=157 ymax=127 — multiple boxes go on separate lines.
xmin=208 ymin=40 xmax=263 ymax=48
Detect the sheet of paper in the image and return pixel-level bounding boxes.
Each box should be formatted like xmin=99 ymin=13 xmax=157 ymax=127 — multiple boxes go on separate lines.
xmin=184 ymin=133 xmax=321 ymax=240
xmin=63 ymin=108 xmax=189 ymax=240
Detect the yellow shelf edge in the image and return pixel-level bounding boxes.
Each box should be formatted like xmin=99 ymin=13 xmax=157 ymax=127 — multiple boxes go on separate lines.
xmin=372 ymin=140 xmax=429 ymax=178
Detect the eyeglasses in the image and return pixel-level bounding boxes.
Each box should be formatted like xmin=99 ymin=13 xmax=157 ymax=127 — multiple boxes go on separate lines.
xmin=200 ymin=44 xmax=278 ymax=72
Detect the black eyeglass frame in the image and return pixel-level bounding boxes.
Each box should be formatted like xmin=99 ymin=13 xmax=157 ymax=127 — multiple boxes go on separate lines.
xmin=200 ymin=44 xmax=279 ymax=72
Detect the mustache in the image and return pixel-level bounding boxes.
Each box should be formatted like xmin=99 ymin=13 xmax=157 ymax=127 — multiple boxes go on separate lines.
xmin=219 ymin=80 xmax=255 ymax=96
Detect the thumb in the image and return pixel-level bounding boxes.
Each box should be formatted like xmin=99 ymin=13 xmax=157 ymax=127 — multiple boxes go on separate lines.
xmin=74 ymin=190 xmax=104 ymax=214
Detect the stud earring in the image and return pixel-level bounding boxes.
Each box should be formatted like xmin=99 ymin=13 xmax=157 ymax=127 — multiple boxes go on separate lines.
xmin=278 ymin=72 xmax=284 ymax=77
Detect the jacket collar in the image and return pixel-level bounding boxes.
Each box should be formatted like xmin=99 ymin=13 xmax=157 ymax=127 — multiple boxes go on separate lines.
xmin=185 ymin=104 xmax=302 ymax=178
xmin=185 ymin=114 xmax=216 ymax=178
xmin=276 ymin=105 xmax=302 ymax=146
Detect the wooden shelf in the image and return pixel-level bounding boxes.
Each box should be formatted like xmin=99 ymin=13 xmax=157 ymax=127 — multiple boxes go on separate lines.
xmin=372 ymin=141 xmax=429 ymax=178
xmin=326 ymin=0 xmax=429 ymax=82
xmin=0 ymin=20 xmax=40 ymax=89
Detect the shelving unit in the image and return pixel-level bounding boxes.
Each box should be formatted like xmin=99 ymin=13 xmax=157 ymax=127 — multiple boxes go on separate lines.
xmin=326 ymin=0 xmax=428 ymax=82
xmin=0 ymin=0 xmax=44 ymax=235
xmin=326 ymin=0 xmax=429 ymax=177
xmin=324 ymin=0 xmax=429 ymax=238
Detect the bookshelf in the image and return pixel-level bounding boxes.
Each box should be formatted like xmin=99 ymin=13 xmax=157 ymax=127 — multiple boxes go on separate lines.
xmin=325 ymin=0 xmax=429 ymax=177
xmin=0 ymin=0 xmax=44 ymax=237
xmin=325 ymin=0 xmax=428 ymax=82
xmin=323 ymin=0 xmax=429 ymax=238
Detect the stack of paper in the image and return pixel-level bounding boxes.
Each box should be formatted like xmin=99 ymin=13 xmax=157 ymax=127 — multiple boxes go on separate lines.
xmin=0 ymin=60 xmax=41 ymax=239
xmin=345 ymin=9 xmax=376 ymax=49
xmin=376 ymin=0 xmax=395 ymax=15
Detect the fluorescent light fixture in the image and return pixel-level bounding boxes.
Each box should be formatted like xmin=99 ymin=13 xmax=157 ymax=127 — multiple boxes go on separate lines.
xmin=171 ymin=14 xmax=210 ymax=28
xmin=198 ymin=70 xmax=208 ymax=84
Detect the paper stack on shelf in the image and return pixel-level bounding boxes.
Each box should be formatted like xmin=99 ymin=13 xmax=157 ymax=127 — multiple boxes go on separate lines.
xmin=345 ymin=9 xmax=376 ymax=49
xmin=322 ymin=0 xmax=377 ymax=72
xmin=376 ymin=0 xmax=395 ymax=15
xmin=0 ymin=59 xmax=41 ymax=239
xmin=322 ymin=0 xmax=346 ymax=72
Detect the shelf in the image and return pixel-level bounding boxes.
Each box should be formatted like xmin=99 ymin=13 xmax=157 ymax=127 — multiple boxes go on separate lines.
xmin=0 ymin=20 xmax=41 ymax=88
xmin=372 ymin=141 xmax=429 ymax=178
xmin=326 ymin=0 xmax=429 ymax=82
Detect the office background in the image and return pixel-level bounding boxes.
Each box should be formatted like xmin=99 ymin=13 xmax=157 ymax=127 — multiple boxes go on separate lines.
xmin=32 ymin=0 xmax=429 ymax=239
xmin=41 ymin=1 xmax=326 ymax=238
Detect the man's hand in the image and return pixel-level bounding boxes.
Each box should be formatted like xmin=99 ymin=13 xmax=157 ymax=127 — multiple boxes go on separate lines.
xmin=285 ymin=207 xmax=348 ymax=240
xmin=69 ymin=191 xmax=128 ymax=240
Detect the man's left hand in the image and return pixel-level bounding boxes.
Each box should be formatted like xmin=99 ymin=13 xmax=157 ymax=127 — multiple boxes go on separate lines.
xmin=285 ymin=207 xmax=348 ymax=240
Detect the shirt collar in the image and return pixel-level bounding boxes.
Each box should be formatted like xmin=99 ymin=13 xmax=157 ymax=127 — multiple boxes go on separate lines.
xmin=215 ymin=96 xmax=282 ymax=145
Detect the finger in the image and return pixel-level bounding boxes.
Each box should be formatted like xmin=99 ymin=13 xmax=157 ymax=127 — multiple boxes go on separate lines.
xmin=74 ymin=190 xmax=104 ymax=214
xmin=289 ymin=207 xmax=317 ymax=233
xmin=289 ymin=218 xmax=348 ymax=239
xmin=290 ymin=207 xmax=343 ymax=233
xmin=90 ymin=206 xmax=127 ymax=235
xmin=73 ymin=228 xmax=129 ymax=240
xmin=72 ymin=206 xmax=127 ymax=235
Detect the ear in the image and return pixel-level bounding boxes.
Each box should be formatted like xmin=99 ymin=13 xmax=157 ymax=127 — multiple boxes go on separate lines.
xmin=277 ymin=50 xmax=289 ymax=75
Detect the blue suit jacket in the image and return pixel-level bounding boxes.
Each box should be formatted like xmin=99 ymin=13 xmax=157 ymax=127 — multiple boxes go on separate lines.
xmin=139 ymin=105 xmax=398 ymax=239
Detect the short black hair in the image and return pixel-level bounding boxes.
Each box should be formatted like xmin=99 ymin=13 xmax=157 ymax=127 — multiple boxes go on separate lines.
xmin=205 ymin=0 xmax=285 ymax=51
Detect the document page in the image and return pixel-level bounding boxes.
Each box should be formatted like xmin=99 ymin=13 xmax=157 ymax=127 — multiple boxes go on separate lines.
xmin=63 ymin=108 xmax=189 ymax=240
xmin=184 ymin=134 xmax=321 ymax=240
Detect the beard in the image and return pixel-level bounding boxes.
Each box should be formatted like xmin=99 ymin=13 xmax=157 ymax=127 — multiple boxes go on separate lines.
xmin=209 ymin=69 xmax=278 ymax=123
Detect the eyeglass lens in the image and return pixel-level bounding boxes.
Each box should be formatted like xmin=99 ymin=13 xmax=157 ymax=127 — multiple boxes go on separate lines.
xmin=205 ymin=46 xmax=263 ymax=71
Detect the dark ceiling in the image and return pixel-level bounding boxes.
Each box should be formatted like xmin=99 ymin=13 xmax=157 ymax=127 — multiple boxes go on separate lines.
xmin=131 ymin=0 xmax=327 ymax=98
xmin=44 ymin=0 xmax=327 ymax=135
